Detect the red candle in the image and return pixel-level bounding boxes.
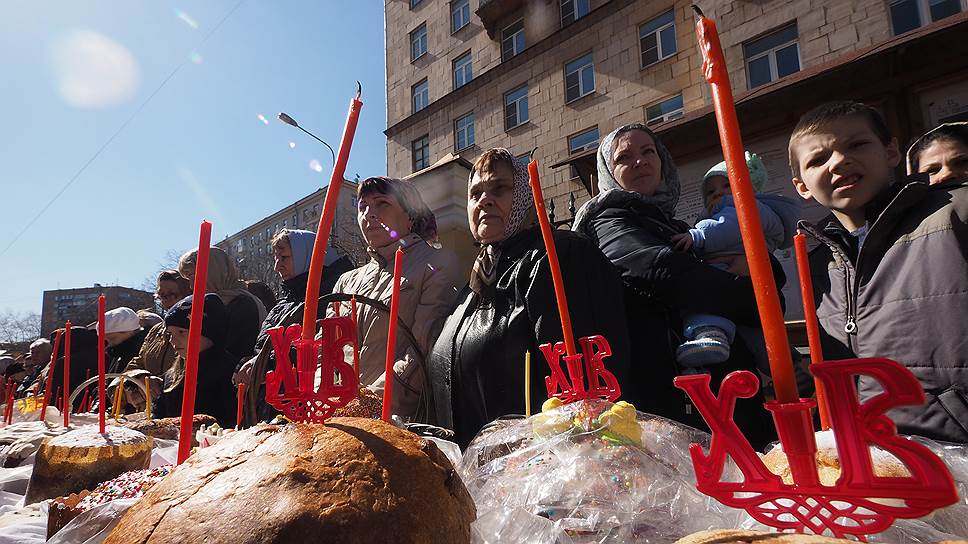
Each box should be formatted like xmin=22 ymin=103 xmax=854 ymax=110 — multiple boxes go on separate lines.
xmin=97 ymin=294 xmax=106 ymax=433
xmin=527 ymin=159 xmax=577 ymax=357
xmin=79 ymin=369 xmax=91 ymax=413
xmin=351 ymin=295 xmax=360 ymax=380
xmin=302 ymin=89 xmax=363 ymax=340
xmin=63 ymin=322 xmax=72 ymax=427
xmin=3 ymin=380 xmax=12 ymax=425
xmin=694 ymin=14 xmax=798 ymax=403
xmin=39 ymin=328 xmax=62 ymax=421
xmin=794 ymin=232 xmax=831 ymax=429
xmin=177 ymin=220 xmax=212 ymax=464
xmin=236 ymin=383 xmax=246 ymax=430
xmin=381 ymin=247 xmax=404 ymax=422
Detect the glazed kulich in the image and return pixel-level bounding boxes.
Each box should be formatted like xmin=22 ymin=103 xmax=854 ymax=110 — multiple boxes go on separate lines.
xmin=106 ymin=418 xmax=476 ymax=544
xmin=761 ymin=441 xmax=909 ymax=486
xmin=24 ymin=425 xmax=152 ymax=504
xmin=122 ymin=414 xmax=217 ymax=443
xmin=676 ymin=529 xmax=856 ymax=543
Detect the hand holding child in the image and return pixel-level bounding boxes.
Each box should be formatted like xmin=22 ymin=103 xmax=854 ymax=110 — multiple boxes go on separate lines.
xmin=671 ymin=233 xmax=694 ymax=252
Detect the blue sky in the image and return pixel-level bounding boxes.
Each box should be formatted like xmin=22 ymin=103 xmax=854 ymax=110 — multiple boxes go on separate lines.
xmin=0 ymin=1 xmax=387 ymax=316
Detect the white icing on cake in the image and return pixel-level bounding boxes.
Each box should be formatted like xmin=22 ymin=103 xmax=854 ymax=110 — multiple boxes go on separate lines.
xmin=47 ymin=425 xmax=148 ymax=448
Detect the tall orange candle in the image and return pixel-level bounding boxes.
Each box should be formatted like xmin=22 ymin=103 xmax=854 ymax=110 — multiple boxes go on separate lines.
xmin=381 ymin=247 xmax=403 ymax=422
xmin=694 ymin=10 xmax=798 ymax=403
xmin=39 ymin=328 xmax=62 ymax=421
xmin=62 ymin=323 xmax=71 ymax=427
xmin=177 ymin=220 xmax=212 ymax=464
xmin=527 ymin=159 xmax=577 ymax=357
xmin=794 ymin=232 xmax=831 ymax=429
xmin=302 ymin=89 xmax=364 ymax=340
xmin=97 ymin=294 xmax=106 ymax=432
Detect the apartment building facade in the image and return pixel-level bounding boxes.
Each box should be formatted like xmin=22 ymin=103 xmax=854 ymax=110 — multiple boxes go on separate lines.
xmin=384 ymin=0 xmax=968 ymax=314
xmin=216 ymin=179 xmax=366 ymax=289
xmin=41 ymin=285 xmax=155 ymax=337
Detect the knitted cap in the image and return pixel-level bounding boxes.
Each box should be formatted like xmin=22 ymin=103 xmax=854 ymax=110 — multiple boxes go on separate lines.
xmin=703 ymin=151 xmax=768 ymax=193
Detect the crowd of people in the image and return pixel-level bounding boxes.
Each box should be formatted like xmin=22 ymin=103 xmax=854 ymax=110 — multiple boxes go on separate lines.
xmin=5 ymin=102 xmax=966 ymax=448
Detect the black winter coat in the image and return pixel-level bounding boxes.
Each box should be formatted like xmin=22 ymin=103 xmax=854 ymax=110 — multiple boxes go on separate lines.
xmin=106 ymin=327 xmax=150 ymax=374
xmin=430 ymin=227 xmax=632 ymax=448
xmin=576 ymin=197 xmax=778 ymax=450
xmin=155 ymin=346 xmax=240 ymax=429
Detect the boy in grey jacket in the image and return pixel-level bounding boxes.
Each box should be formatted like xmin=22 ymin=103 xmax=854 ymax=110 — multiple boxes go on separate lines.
xmin=671 ymin=152 xmax=799 ymax=370
xmin=791 ymin=101 xmax=968 ymax=444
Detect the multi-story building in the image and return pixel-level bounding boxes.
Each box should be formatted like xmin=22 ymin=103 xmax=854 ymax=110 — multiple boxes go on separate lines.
xmin=216 ymin=179 xmax=365 ymax=288
xmin=384 ymin=0 xmax=968 ymax=317
xmin=41 ymin=285 xmax=155 ymax=337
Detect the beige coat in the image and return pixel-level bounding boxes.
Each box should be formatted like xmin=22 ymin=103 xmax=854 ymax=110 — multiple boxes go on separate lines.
xmin=330 ymin=234 xmax=463 ymax=421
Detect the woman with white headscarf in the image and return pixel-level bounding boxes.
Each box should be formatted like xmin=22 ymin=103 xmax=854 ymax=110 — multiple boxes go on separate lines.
xmin=430 ymin=148 xmax=631 ymax=447
xmin=573 ymin=123 xmax=776 ymax=449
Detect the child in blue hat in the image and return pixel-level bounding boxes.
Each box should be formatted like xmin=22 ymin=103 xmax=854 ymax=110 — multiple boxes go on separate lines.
xmin=671 ymin=152 xmax=799 ymax=374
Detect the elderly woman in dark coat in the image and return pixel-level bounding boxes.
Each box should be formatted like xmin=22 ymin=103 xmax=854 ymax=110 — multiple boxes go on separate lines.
xmin=573 ymin=123 xmax=778 ymax=449
xmin=430 ymin=148 xmax=632 ymax=447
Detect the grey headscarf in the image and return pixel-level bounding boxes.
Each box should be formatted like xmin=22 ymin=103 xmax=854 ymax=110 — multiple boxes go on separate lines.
xmin=573 ymin=123 xmax=680 ymax=231
xmin=468 ymin=149 xmax=534 ymax=295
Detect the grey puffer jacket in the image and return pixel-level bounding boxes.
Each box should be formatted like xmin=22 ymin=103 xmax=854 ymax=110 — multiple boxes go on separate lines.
xmin=800 ymin=176 xmax=968 ymax=443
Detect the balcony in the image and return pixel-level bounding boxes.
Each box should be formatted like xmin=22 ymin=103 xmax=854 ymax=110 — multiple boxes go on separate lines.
xmin=476 ymin=0 xmax=525 ymax=38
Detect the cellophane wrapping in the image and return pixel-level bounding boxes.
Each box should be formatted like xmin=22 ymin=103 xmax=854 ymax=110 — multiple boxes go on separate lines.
xmin=461 ymin=399 xmax=746 ymax=543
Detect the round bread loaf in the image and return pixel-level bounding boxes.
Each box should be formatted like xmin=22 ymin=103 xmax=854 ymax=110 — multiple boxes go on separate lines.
xmin=105 ymin=418 xmax=476 ymax=544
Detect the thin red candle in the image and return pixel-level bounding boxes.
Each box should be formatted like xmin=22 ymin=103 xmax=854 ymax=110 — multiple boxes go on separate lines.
xmin=794 ymin=232 xmax=831 ymax=429
xmin=381 ymin=247 xmax=404 ymax=422
xmin=97 ymin=294 xmax=106 ymax=432
xmin=527 ymin=159 xmax=577 ymax=357
xmin=351 ymin=295 xmax=360 ymax=380
xmin=39 ymin=328 xmax=62 ymax=421
xmin=3 ymin=380 xmax=12 ymax=425
xmin=177 ymin=220 xmax=212 ymax=464
xmin=302 ymin=89 xmax=364 ymax=340
xmin=63 ymin=322 xmax=72 ymax=427
xmin=236 ymin=383 xmax=246 ymax=430
xmin=79 ymin=370 xmax=91 ymax=413
xmin=694 ymin=13 xmax=798 ymax=403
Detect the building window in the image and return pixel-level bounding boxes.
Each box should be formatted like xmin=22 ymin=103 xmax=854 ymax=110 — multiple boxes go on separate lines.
xmin=639 ymin=10 xmax=676 ymax=68
xmin=501 ymin=19 xmax=525 ymax=61
xmin=451 ymin=0 xmax=470 ymax=33
xmin=889 ymin=0 xmax=963 ymax=35
xmin=412 ymin=79 xmax=429 ymax=113
xmin=313 ymin=203 xmax=320 ymax=216
xmin=410 ymin=23 xmax=428 ymax=62
xmin=455 ymin=113 xmax=475 ymax=151
xmin=504 ymin=84 xmax=529 ymax=130
xmin=291 ymin=214 xmax=297 ymax=227
xmin=560 ymin=0 xmax=590 ymax=26
xmin=645 ymin=94 xmax=684 ymax=125
xmin=743 ymin=23 xmax=800 ymax=89
xmin=564 ymin=52 xmax=595 ymax=102
xmin=453 ymin=51 xmax=472 ymax=89
xmin=410 ymin=0 xmax=422 ymax=8
xmin=412 ymin=135 xmax=430 ymax=171
xmin=567 ymin=127 xmax=599 ymax=178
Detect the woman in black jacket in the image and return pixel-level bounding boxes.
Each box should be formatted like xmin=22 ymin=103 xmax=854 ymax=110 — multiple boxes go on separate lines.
xmin=573 ymin=123 xmax=776 ymax=449
xmin=430 ymin=148 xmax=631 ymax=448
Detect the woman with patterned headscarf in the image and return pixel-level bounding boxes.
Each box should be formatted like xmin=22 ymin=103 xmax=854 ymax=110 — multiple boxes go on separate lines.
xmin=429 ymin=149 xmax=631 ymax=447
xmin=178 ymin=246 xmax=266 ymax=361
xmin=328 ymin=176 xmax=463 ymax=422
xmin=573 ymin=123 xmax=776 ymax=449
